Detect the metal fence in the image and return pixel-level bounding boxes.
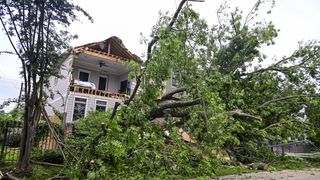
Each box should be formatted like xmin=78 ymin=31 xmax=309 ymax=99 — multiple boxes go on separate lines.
xmin=0 ymin=121 xmax=21 ymax=164
xmin=269 ymin=140 xmax=315 ymax=155
xmin=0 ymin=121 xmax=59 ymax=165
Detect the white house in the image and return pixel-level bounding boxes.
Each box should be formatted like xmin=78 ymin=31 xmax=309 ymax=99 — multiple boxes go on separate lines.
xmin=45 ymin=36 xmax=142 ymax=124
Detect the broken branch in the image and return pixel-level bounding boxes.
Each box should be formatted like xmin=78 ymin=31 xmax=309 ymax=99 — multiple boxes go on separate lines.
xmin=91 ymin=123 xmax=108 ymax=148
xmin=159 ymin=98 xmax=201 ymax=110
xmin=258 ymin=94 xmax=320 ymax=109
xmin=263 ymin=123 xmax=281 ymax=130
xmin=110 ymin=102 xmax=121 ymax=120
xmin=228 ymin=109 xmax=262 ymax=121
xmin=161 ymin=87 xmax=187 ymax=100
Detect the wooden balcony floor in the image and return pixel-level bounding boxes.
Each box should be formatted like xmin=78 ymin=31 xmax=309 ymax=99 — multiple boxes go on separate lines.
xmin=69 ymin=85 xmax=126 ymax=100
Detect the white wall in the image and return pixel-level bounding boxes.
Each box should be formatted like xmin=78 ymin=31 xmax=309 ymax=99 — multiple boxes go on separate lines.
xmin=45 ymin=55 xmax=73 ymax=116
xmin=65 ymin=92 xmax=122 ymax=123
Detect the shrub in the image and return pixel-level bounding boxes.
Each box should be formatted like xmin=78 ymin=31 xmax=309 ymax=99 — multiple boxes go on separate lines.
xmin=233 ymin=141 xmax=276 ymax=164
xmin=32 ymin=149 xmax=64 ymax=164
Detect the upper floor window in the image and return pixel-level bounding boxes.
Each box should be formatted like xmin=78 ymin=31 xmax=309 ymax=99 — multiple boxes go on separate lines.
xmin=79 ymin=70 xmax=89 ymax=82
xmin=119 ymin=80 xmax=130 ymax=94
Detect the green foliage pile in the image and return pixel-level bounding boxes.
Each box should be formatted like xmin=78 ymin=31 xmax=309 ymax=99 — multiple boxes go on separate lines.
xmin=32 ymin=149 xmax=64 ymax=164
xmin=64 ymin=1 xmax=320 ymax=179
xmin=66 ymin=112 xmax=217 ymax=179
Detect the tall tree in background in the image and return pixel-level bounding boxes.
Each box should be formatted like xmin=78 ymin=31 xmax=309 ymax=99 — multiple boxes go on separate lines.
xmin=0 ymin=0 xmax=92 ymax=172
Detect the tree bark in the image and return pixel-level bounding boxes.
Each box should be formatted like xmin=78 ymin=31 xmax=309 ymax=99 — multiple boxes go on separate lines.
xmin=16 ymin=95 xmax=41 ymax=172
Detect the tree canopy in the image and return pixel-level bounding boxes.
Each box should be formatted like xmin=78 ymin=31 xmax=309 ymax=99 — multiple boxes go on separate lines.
xmin=64 ymin=1 xmax=320 ymax=179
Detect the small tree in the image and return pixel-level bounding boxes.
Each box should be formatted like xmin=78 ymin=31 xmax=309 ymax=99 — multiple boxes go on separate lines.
xmin=0 ymin=0 xmax=92 ymax=172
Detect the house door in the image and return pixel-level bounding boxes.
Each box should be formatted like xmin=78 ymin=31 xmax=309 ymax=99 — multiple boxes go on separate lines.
xmin=98 ymin=76 xmax=107 ymax=91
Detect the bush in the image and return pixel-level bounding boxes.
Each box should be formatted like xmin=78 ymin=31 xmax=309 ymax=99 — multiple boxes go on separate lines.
xmin=32 ymin=149 xmax=64 ymax=164
xmin=34 ymin=122 xmax=64 ymax=146
xmin=233 ymin=141 xmax=276 ymax=164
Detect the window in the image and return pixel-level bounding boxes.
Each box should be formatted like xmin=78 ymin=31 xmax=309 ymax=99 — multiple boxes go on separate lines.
xmin=72 ymin=97 xmax=87 ymax=121
xmin=79 ymin=71 xmax=89 ymax=82
xmin=119 ymin=80 xmax=130 ymax=94
xmin=95 ymin=100 xmax=107 ymax=112
xmin=98 ymin=76 xmax=108 ymax=90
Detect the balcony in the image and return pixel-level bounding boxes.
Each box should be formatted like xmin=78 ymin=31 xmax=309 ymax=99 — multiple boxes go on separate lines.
xmin=69 ymin=85 xmax=127 ymax=100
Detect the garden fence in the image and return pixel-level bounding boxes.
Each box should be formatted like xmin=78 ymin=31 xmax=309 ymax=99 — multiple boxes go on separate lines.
xmin=0 ymin=121 xmax=59 ymax=166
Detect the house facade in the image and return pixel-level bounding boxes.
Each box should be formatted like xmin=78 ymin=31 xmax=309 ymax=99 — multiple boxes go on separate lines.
xmin=45 ymin=36 xmax=142 ymax=124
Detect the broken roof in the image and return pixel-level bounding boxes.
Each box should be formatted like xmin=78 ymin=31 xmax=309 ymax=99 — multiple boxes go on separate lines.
xmin=73 ymin=36 xmax=142 ymax=63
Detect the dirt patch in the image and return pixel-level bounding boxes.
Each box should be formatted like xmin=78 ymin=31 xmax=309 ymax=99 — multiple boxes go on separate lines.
xmin=219 ymin=168 xmax=320 ymax=180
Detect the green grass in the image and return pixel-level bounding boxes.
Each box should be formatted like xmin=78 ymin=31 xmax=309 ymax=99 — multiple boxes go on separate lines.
xmin=0 ymin=146 xmax=20 ymax=162
xmin=269 ymin=155 xmax=320 ymax=171
xmin=29 ymin=165 xmax=63 ymax=180
xmin=215 ymin=153 xmax=320 ymax=177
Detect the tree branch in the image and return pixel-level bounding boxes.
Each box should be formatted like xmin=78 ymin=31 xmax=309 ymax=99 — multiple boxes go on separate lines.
xmin=110 ymin=102 xmax=120 ymax=120
xmin=91 ymin=123 xmax=108 ymax=148
xmin=40 ymin=104 xmax=66 ymax=161
xmin=124 ymin=75 xmax=141 ymax=106
xmin=4 ymin=173 xmax=20 ymax=180
xmin=147 ymin=0 xmax=188 ymax=60
xmin=228 ymin=109 xmax=262 ymax=121
xmin=159 ymin=98 xmax=201 ymax=110
xmin=123 ymin=0 xmax=189 ymax=108
xmin=240 ymin=51 xmax=312 ymax=77
xmin=262 ymin=122 xmax=281 ymax=130
xmin=258 ymin=94 xmax=320 ymax=109
xmin=30 ymin=160 xmax=64 ymax=167
xmin=160 ymin=87 xmax=186 ymax=100
xmin=5 ymin=3 xmax=28 ymax=52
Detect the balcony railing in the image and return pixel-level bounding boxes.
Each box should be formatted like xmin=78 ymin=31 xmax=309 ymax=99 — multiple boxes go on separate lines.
xmin=69 ymin=85 xmax=127 ymax=100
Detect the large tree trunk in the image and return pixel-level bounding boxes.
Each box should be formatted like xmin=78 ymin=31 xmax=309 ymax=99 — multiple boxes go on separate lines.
xmin=16 ymin=98 xmax=40 ymax=173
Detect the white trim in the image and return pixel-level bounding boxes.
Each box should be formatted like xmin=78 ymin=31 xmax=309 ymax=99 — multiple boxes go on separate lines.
xmin=78 ymin=69 xmax=91 ymax=82
xmin=94 ymin=99 xmax=108 ymax=112
xmin=71 ymin=96 xmax=88 ymax=122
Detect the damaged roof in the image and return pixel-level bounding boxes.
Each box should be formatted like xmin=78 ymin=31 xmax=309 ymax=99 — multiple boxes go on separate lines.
xmin=73 ymin=36 xmax=142 ymax=63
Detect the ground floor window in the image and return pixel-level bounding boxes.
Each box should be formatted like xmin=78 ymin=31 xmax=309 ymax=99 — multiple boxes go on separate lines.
xmin=73 ymin=97 xmax=87 ymax=121
xmin=95 ymin=100 xmax=107 ymax=112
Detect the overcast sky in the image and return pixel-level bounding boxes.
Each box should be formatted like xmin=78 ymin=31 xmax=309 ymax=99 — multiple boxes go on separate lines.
xmin=0 ymin=0 xmax=320 ymax=100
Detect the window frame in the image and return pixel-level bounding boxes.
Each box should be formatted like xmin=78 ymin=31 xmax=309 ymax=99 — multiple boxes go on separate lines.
xmin=78 ymin=69 xmax=91 ymax=82
xmin=71 ymin=96 xmax=88 ymax=121
xmin=95 ymin=99 xmax=108 ymax=112
xmin=98 ymin=75 xmax=109 ymax=91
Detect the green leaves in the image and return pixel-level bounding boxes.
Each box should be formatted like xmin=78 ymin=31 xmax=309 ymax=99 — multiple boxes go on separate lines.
xmin=64 ymin=0 xmax=320 ymax=178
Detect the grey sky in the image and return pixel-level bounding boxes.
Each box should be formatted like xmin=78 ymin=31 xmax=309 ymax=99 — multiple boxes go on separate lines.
xmin=0 ymin=0 xmax=320 ymax=100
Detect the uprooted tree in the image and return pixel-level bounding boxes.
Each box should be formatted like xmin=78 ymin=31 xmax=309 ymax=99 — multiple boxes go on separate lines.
xmin=0 ymin=0 xmax=92 ymax=172
xmin=64 ymin=0 xmax=320 ymax=179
